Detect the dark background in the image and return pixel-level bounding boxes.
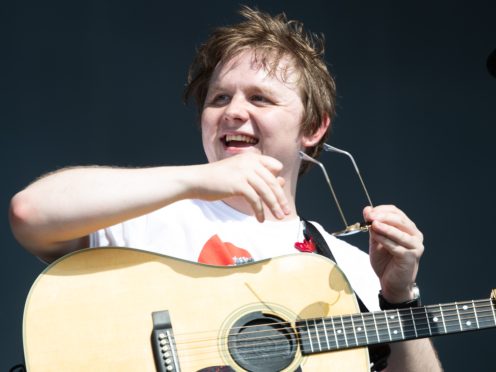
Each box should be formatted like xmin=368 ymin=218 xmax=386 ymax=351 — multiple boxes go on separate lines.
xmin=2 ymin=0 xmax=495 ymax=370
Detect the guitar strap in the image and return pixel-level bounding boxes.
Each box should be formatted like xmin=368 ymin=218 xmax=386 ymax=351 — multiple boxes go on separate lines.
xmin=302 ymin=219 xmax=390 ymax=372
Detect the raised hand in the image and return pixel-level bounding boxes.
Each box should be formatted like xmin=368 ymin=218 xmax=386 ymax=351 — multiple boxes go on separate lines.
xmin=364 ymin=205 xmax=424 ymax=302
xmin=193 ymin=153 xmax=292 ymax=222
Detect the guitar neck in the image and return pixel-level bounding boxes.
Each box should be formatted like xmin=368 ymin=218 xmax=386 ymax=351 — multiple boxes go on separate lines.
xmin=297 ymin=295 xmax=496 ymax=355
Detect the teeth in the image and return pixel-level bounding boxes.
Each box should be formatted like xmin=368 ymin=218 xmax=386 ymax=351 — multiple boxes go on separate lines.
xmin=225 ymin=134 xmax=257 ymax=144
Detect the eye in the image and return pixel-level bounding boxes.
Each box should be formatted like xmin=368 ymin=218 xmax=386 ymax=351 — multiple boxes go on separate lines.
xmin=208 ymin=94 xmax=230 ymax=106
xmin=250 ymin=94 xmax=271 ymax=104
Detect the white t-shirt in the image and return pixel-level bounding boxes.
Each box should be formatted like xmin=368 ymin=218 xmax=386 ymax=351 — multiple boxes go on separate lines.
xmin=89 ymin=199 xmax=380 ymax=310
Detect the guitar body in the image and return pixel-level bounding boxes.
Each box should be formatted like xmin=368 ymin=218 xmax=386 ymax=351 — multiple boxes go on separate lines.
xmin=23 ymin=247 xmax=369 ymax=371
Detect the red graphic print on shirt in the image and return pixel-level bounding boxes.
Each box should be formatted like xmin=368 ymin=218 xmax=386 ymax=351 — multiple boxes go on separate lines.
xmin=198 ymin=234 xmax=253 ymax=266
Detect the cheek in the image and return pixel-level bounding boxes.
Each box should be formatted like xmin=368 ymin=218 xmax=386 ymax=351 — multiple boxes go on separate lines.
xmin=200 ymin=108 xmax=217 ymax=130
xmin=200 ymin=123 xmax=213 ymax=148
xmin=200 ymin=111 xmax=212 ymax=138
xmin=263 ymin=110 xmax=302 ymax=138
xmin=200 ymin=111 xmax=217 ymax=161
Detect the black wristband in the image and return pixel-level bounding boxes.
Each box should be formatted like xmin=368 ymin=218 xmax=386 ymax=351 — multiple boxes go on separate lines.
xmin=379 ymin=285 xmax=421 ymax=310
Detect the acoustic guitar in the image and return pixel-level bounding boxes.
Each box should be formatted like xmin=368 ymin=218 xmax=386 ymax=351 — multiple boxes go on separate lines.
xmin=23 ymin=247 xmax=496 ymax=371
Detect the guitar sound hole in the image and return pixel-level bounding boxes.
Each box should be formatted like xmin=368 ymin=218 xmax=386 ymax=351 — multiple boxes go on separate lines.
xmin=228 ymin=312 xmax=297 ymax=372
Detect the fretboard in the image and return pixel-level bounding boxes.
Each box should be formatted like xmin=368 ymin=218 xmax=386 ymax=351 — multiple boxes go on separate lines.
xmin=296 ymin=298 xmax=496 ymax=355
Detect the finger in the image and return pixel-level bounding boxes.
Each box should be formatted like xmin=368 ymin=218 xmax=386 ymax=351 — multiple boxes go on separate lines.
xmin=371 ymin=220 xmax=424 ymax=253
xmin=370 ymin=233 xmax=423 ymax=267
xmin=370 ymin=230 xmax=405 ymax=256
xmin=365 ymin=206 xmax=421 ymax=237
xmin=254 ymin=166 xmax=291 ymax=216
xmin=363 ymin=205 xmax=373 ymax=217
xmin=369 ymin=212 xmax=420 ymax=237
xmin=245 ymin=172 xmax=286 ymax=220
xmin=241 ymin=185 xmax=265 ymax=222
xmin=259 ymin=155 xmax=284 ymax=174
xmin=364 ymin=204 xmax=408 ymax=222
xmin=276 ymin=177 xmax=290 ymax=214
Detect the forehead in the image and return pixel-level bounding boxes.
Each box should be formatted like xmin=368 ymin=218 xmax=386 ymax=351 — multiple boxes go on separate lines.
xmin=210 ymin=49 xmax=301 ymax=89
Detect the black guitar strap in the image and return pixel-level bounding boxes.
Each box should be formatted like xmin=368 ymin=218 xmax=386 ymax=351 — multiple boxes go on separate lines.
xmin=302 ymin=219 xmax=390 ymax=372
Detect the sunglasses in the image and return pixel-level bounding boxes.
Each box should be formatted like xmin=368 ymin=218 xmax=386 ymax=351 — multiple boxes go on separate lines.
xmin=299 ymin=144 xmax=373 ymax=237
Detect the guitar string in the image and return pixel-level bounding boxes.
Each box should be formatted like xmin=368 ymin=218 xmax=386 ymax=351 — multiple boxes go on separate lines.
xmin=167 ymin=300 xmax=495 ymax=363
xmin=171 ymin=300 xmax=494 ymax=349
xmin=173 ymin=321 xmax=496 ymax=366
xmin=175 ymin=309 xmax=494 ymax=347
xmin=173 ymin=308 xmax=496 ymax=366
xmin=173 ymin=313 xmax=496 ymax=367
xmin=172 ymin=298 xmax=493 ymax=342
xmin=178 ymin=308 xmax=495 ymax=354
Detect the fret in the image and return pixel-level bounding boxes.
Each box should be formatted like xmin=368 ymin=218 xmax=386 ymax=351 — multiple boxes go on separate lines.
xmin=476 ymin=299 xmax=496 ymax=329
xmin=339 ymin=315 xmax=349 ymax=347
xmin=313 ymin=319 xmax=322 ymax=352
xmin=397 ymin=308 xmax=416 ymax=339
xmin=298 ymin=319 xmax=335 ymax=355
xmin=424 ymin=306 xmax=433 ymax=336
xmin=384 ymin=310 xmax=392 ymax=340
xmin=314 ymin=318 xmax=336 ymax=352
xmin=298 ymin=319 xmax=327 ymax=354
xmin=371 ymin=312 xmax=381 ymax=344
xmin=296 ymin=295 xmax=496 ymax=356
xmin=360 ymin=313 xmax=370 ymax=345
xmin=351 ymin=313 xmax=367 ymax=346
xmin=439 ymin=303 xmax=462 ymax=334
xmin=439 ymin=305 xmax=448 ymax=333
xmin=361 ymin=313 xmax=379 ymax=345
xmin=342 ymin=315 xmax=356 ymax=347
xmin=330 ymin=316 xmax=340 ymax=349
xmin=384 ymin=309 xmax=403 ymax=342
xmin=321 ymin=318 xmax=331 ymax=350
xmin=350 ymin=315 xmax=358 ymax=346
xmin=409 ymin=308 xmax=418 ymax=338
xmin=372 ymin=311 xmax=390 ymax=343
xmin=455 ymin=302 xmax=463 ymax=330
xmin=329 ymin=315 xmax=347 ymax=349
xmin=473 ymin=300 xmax=480 ymax=328
xmin=397 ymin=310 xmax=405 ymax=339
xmin=425 ymin=305 xmax=445 ymax=336
xmin=305 ymin=320 xmax=315 ymax=352
xmin=410 ymin=307 xmax=431 ymax=338
xmin=456 ymin=302 xmax=477 ymax=331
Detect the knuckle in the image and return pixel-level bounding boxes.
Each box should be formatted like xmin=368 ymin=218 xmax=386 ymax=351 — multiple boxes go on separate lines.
xmin=417 ymin=231 xmax=424 ymax=243
xmin=417 ymin=242 xmax=425 ymax=255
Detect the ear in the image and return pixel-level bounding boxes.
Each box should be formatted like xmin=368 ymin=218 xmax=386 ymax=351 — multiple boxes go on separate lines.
xmin=301 ymin=114 xmax=330 ymax=147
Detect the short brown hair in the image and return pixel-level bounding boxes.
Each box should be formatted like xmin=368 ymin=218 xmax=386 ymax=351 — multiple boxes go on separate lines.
xmin=184 ymin=6 xmax=337 ymax=174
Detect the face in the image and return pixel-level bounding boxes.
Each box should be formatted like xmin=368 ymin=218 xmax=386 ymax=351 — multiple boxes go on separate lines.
xmin=201 ymin=50 xmax=315 ymax=181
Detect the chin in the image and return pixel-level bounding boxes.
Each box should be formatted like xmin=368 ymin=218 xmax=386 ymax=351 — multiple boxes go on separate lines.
xmin=223 ymin=145 xmax=261 ymax=156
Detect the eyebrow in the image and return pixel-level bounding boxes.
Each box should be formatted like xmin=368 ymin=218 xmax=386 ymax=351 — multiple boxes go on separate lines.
xmin=207 ymin=82 xmax=279 ymax=97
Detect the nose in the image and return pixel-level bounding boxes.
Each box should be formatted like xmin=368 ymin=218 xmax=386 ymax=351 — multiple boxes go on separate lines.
xmin=223 ymin=95 xmax=250 ymax=123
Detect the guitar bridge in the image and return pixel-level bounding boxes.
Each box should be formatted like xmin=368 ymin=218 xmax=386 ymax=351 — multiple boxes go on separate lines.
xmin=151 ymin=310 xmax=181 ymax=372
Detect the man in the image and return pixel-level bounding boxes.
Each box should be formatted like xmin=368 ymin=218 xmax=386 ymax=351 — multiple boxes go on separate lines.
xmin=10 ymin=6 xmax=441 ymax=371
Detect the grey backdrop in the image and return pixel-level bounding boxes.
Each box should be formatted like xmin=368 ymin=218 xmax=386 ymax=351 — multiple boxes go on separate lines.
xmin=2 ymin=0 xmax=495 ymax=370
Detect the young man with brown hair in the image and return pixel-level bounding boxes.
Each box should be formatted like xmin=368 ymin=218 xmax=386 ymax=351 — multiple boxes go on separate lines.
xmin=11 ymin=6 xmax=441 ymax=371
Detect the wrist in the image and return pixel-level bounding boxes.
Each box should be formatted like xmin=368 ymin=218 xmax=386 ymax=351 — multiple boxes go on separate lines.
xmin=379 ymin=283 xmax=421 ymax=310
xmin=379 ymin=281 xmax=419 ymax=303
xmin=180 ymin=164 xmax=212 ymax=200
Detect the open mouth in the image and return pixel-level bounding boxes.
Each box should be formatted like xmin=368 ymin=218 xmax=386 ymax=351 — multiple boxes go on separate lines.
xmin=221 ymin=134 xmax=259 ymax=148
